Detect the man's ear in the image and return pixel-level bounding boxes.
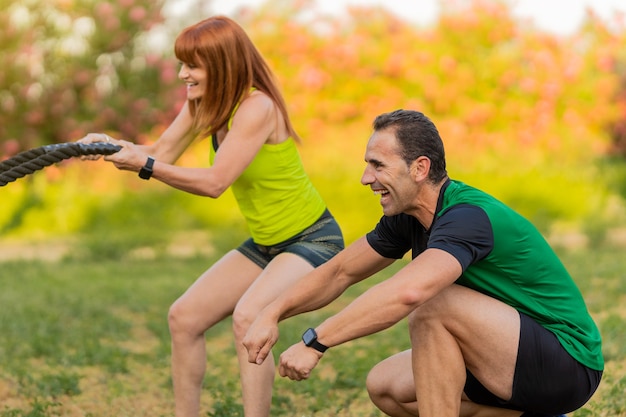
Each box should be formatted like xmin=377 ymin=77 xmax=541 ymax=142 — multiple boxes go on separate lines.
xmin=410 ymin=156 xmax=431 ymax=181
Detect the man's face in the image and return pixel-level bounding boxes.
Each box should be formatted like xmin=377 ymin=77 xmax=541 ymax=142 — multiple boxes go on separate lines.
xmin=361 ymin=129 xmax=418 ymax=216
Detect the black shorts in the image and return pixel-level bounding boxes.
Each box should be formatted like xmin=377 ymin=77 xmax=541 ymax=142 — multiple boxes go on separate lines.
xmin=464 ymin=312 xmax=602 ymax=415
xmin=236 ymin=209 xmax=344 ymax=269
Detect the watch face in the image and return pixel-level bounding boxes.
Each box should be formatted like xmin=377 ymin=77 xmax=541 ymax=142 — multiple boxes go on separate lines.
xmin=302 ymin=328 xmax=316 ymax=346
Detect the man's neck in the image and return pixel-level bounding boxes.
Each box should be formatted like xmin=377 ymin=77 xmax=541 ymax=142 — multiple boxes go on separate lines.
xmin=412 ymin=178 xmax=448 ymax=230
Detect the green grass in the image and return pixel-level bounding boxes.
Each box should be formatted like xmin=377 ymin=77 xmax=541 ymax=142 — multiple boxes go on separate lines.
xmin=0 ymin=238 xmax=624 ymax=416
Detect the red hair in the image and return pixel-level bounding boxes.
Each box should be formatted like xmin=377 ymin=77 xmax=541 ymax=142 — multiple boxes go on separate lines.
xmin=175 ymin=16 xmax=300 ymax=141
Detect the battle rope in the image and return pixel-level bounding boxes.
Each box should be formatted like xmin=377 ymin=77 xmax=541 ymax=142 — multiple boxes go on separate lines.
xmin=0 ymin=142 xmax=121 ymax=186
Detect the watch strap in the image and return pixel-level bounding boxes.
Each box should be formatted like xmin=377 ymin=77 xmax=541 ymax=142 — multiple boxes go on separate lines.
xmin=309 ymin=338 xmax=328 ymax=353
xmin=302 ymin=328 xmax=328 ymax=353
xmin=138 ymin=156 xmax=155 ymax=180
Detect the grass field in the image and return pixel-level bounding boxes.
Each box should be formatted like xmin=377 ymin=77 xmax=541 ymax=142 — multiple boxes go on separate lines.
xmin=0 ymin=235 xmax=624 ymax=417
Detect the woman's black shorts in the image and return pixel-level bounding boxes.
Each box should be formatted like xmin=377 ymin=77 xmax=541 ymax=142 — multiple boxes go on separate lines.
xmin=236 ymin=209 xmax=344 ymax=269
xmin=464 ymin=312 xmax=602 ymax=415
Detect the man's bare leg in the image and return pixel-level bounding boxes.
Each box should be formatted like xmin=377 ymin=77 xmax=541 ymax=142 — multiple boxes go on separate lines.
xmin=367 ymin=284 xmax=523 ymax=417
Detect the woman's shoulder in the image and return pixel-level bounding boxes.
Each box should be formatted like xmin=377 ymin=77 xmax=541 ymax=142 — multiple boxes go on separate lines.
xmin=233 ymin=90 xmax=290 ymax=144
xmin=236 ymin=90 xmax=275 ymax=115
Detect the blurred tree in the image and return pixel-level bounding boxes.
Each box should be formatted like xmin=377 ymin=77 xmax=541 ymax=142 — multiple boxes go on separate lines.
xmin=0 ymin=0 xmax=184 ymax=157
xmin=610 ymin=63 xmax=626 ymax=156
xmin=240 ymin=0 xmax=626 ymax=231
xmin=2 ymin=0 xmax=626 ymax=240
xmin=249 ymin=0 xmax=623 ymax=167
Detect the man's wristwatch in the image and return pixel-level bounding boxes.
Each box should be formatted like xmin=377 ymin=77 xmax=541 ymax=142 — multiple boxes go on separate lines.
xmin=138 ymin=156 xmax=155 ymax=180
xmin=302 ymin=328 xmax=328 ymax=353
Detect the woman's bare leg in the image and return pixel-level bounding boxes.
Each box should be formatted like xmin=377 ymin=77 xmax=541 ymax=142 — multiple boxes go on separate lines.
xmin=232 ymin=253 xmax=315 ymax=417
xmin=168 ymin=250 xmax=262 ymax=417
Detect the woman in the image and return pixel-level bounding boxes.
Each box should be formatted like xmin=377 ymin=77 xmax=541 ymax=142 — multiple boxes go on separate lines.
xmin=80 ymin=16 xmax=344 ymax=417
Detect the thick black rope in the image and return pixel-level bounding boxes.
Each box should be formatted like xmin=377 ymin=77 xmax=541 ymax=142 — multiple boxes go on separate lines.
xmin=0 ymin=142 xmax=121 ymax=186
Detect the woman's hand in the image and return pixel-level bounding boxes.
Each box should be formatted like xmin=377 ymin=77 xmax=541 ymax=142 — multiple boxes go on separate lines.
xmin=77 ymin=133 xmax=118 ymax=161
xmin=103 ymin=140 xmax=149 ymax=173
xmin=77 ymin=133 xmax=148 ymax=173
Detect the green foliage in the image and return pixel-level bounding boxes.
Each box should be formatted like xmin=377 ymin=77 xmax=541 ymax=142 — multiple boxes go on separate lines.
xmin=598 ymin=156 xmax=626 ymax=201
xmin=576 ymin=373 xmax=626 ymax=417
xmin=0 ymin=261 xmax=133 ymax=375
xmin=0 ymin=168 xmax=107 ymax=239
xmin=206 ymin=381 xmax=244 ymax=417
xmin=27 ymin=371 xmax=82 ymax=398
xmin=0 ymin=399 xmax=62 ymax=417
xmin=600 ymin=314 xmax=626 ymax=362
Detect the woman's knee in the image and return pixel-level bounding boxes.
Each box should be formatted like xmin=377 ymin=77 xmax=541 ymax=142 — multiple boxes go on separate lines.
xmin=231 ymin=301 xmax=257 ymax=342
xmin=168 ymin=299 xmax=188 ymax=333
xmin=168 ymin=297 xmax=209 ymax=338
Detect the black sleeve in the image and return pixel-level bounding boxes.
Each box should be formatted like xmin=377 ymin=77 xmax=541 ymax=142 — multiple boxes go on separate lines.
xmin=428 ymin=204 xmax=494 ymax=271
xmin=366 ymin=215 xmax=413 ymax=259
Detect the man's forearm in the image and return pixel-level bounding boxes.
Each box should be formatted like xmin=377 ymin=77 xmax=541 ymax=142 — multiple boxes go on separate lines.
xmin=274 ymin=260 xmax=349 ymax=322
xmin=274 ymin=236 xmax=393 ymax=322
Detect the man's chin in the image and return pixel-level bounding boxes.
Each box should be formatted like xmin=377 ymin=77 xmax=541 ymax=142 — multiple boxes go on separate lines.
xmin=381 ymin=206 xmax=398 ymax=217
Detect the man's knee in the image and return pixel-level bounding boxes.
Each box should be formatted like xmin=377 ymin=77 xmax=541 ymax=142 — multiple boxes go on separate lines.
xmin=407 ymin=284 xmax=495 ymax=331
xmin=407 ymin=284 xmax=458 ymax=328
xmin=366 ymin=361 xmax=397 ymax=412
xmin=366 ymin=361 xmax=388 ymax=400
xmin=366 ymin=352 xmax=416 ymax=416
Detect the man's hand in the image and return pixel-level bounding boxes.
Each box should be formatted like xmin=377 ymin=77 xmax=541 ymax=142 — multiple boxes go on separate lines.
xmin=278 ymin=342 xmax=323 ymax=381
xmin=242 ymin=316 xmax=280 ymax=365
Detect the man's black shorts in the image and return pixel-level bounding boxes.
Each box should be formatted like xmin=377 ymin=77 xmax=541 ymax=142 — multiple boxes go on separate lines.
xmin=464 ymin=312 xmax=602 ymax=415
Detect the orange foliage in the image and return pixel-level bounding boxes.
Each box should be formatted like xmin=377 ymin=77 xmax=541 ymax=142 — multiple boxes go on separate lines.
xmin=238 ymin=0 xmax=625 ymax=174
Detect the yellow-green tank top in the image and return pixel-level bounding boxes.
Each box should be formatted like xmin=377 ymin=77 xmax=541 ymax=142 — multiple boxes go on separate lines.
xmin=210 ymin=135 xmax=326 ymax=246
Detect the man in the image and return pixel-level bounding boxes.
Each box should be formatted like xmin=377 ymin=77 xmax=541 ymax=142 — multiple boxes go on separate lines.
xmin=242 ymin=109 xmax=603 ymax=417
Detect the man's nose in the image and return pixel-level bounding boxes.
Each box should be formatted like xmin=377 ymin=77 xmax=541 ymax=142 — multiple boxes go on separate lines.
xmin=361 ymin=166 xmax=374 ymax=186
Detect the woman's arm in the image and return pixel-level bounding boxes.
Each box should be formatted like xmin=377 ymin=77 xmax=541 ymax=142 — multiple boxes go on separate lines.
xmin=105 ymin=92 xmax=278 ymax=198
xmin=139 ymin=101 xmax=196 ymax=164
xmin=78 ymin=101 xmax=195 ymax=164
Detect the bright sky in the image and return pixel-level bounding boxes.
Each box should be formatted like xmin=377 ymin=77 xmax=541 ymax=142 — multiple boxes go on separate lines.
xmin=190 ymin=0 xmax=626 ymax=35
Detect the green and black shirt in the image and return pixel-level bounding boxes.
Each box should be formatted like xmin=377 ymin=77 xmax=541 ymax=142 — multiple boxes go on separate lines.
xmin=366 ymin=179 xmax=603 ymax=371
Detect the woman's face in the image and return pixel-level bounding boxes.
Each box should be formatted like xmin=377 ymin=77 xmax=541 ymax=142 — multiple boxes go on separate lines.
xmin=178 ymin=61 xmax=207 ymax=101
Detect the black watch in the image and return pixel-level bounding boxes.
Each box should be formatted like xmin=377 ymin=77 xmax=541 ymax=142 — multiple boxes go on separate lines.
xmin=138 ymin=156 xmax=155 ymax=180
xmin=302 ymin=328 xmax=328 ymax=353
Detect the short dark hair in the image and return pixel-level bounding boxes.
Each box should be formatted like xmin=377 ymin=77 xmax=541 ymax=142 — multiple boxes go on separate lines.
xmin=373 ymin=109 xmax=447 ymax=183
